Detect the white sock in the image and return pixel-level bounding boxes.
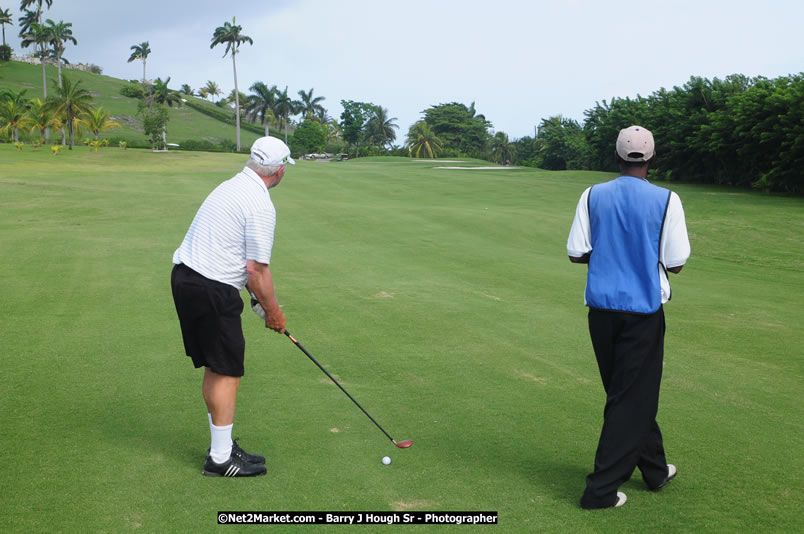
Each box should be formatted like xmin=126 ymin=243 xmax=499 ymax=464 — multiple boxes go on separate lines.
xmin=209 ymin=415 xmax=233 ymax=464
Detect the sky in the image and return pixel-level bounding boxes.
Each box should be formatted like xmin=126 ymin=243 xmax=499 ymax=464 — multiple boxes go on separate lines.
xmin=3 ymin=0 xmax=803 ymax=141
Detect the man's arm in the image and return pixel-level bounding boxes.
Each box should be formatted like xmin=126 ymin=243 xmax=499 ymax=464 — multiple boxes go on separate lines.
xmin=246 ymin=260 xmax=286 ymax=333
xmin=661 ymin=192 xmax=690 ymax=276
xmin=567 ymin=188 xmax=592 ymax=264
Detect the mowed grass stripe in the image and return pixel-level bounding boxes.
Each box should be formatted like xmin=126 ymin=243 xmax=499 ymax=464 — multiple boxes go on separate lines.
xmin=1 ymin=146 xmax=802 ymax=532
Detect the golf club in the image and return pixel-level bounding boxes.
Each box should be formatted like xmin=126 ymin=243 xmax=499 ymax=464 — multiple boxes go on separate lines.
xmin=284 ymin=330 xmax=413 ymax=449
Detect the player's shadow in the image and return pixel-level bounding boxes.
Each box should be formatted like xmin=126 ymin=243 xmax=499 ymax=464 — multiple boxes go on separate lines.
xmin=457 ymin=430 xmax=591 ymax=505
xmin=90 ymin=373 xmax=208 ymax=472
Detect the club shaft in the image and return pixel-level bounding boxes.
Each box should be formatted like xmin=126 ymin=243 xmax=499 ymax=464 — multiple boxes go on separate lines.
xmin=284 ymin=330 xmax=397 ymax=444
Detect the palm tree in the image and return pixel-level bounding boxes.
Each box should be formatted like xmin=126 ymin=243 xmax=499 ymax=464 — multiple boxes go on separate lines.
xmin=467 ymin=101 xmax=486 ymax=121
xmin=179 ymin=84 xmax=194 ymax=96
xmin=16 ymin=8 xmax=36 ymax=36
xmin=315 ymin=108 xmax=330 ymax=123
xmin=197 ymin=87 xmax=209 ymax=100
xmin=273 ymin=86 xmax=298 ymax=144
xmin=365 ymin=106 xmax=398 ymax=148
xmin=406 ymin=121 xmax=443 ymax=159
xmin=489 ymin=131 xmax=514 ymax=164
xmin=127 ymin=41 xmax=150 ymax=83
xmin=246 ymin=81 xmax=276 ymax=136
xmin=226 ymin=89 xmax=247 ymax=112
xmin=297 ymin=87 xmax=325 ymax=120
xmin=26 ymin=97 xmax=56 ymax=139
xmin=326 ymin=118 xmax=342 ymax=145
xmin=43 ymin=19 xmax=75 ymax=89
xmin=210 ymin=17 xmax=253 ymax=151
xmin=47 ymin=111 xmax=66 ymax=144
xmin=152 ymin=77 xmax=181 ymax=107
xmin=19 ymin=0 xmax=51 ymax=23
xmin=203 ymin=80 xmax=221 ymax=102
xmin=0 ymin=89 xmax=31 ymax=142
xmin=80 ymin=106 xmax=121 ymax=140
xmin=151 ymin=76 xmax=181 ymax=148
xmin=18 ymin=0 xmax=51 ymax=60
xmin=0 ymin=8 xmax=13 ymax=47
xmin=20 ymin=23 xmax=49 ymax=93
xmin=43 ymin=73 xmax=93 ymax=150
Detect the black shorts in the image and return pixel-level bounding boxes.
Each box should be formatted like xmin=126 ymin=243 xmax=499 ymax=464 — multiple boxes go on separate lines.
xmin=171 ymin=263 xmax=245 ymax=377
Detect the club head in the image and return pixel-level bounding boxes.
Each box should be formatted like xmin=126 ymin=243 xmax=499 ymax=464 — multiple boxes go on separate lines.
xmin=394 ymin=440 xmax=414 ymax=448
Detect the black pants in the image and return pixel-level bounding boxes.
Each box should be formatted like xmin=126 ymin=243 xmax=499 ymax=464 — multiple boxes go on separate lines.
xmin=580 ymin=307 xmax=668 ymax=509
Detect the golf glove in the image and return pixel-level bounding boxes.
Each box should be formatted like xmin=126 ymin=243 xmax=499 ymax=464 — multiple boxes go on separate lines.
xmin=249 ymin=291 xmax=266 ymax=319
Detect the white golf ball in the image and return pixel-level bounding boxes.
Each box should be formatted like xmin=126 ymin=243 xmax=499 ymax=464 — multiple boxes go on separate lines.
xmin=382 ymin=456 xmax=391 ymax=465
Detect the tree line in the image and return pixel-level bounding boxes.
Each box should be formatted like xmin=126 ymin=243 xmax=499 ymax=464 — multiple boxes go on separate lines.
xmin=3 ymin=3 xmax=801 ymax=191
xmin=513 ymin=74 xmax=804 ymax=193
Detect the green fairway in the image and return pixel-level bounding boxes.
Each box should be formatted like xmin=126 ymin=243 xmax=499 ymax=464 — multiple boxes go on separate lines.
xmin=0 ymin=146 xmax=801 ymax=533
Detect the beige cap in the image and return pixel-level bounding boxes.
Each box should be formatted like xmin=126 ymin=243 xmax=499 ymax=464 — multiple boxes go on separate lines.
xmin=616 ymin=126 xmax=655 ymax=162
xmin=250 ymin=136 xmax=295 ymax=166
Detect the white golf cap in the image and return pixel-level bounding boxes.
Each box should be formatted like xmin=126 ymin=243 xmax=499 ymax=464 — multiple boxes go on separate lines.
xmin=616 ymin=125 xmax=655 ymax=162
xmin=250 ymin=136 xmax=295 ymax=166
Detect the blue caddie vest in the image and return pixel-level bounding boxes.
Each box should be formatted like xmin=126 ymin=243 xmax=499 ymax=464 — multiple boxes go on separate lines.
xmin=586 ymin=176 xmax=671 ymax=314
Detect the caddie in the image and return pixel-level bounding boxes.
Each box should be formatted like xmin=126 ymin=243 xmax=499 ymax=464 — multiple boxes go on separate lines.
xmin=567 ymin=126 xmax=690 ymax=508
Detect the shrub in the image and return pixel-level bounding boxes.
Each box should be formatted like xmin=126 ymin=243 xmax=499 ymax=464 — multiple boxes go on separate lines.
xmin=120 ymin=84 xmax=145 ymax=99
xmin=219 ymin=139 xmax=237 ymax=153
xmin=177 ymin=139 xmax=222 ymax=152
xmin=0 ymin=45 xmax=12 ymax=62
xmin=325 ymin=142 xmax=346 ymax=155
xmin=107 ymin=136 xmax=149 ymax=149
xmin=290 ymin=120 xmax=327 ymax=156
xmin=388 ymin=145 xmax=409 ymax=157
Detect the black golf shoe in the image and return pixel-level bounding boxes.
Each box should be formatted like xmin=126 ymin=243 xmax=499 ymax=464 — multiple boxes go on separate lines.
xmin=232 ymin=438 xmax=265 ymax=465
xmin=206 ymin=439 xmax=266 ymax=465
xmin=202 ymin=453 xmax=267 ymax=477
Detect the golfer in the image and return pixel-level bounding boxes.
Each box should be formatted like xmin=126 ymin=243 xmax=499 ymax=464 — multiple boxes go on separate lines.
xmin=567 ymin=126 xmax=690 ymax=508
xmin=171 ymin=136 xmax=293 ymax=477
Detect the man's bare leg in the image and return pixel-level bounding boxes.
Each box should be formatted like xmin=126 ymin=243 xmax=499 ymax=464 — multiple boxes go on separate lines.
xmin=203 ymin=367 xmax=240 ymax=425
xmin=203 ymin=368 xmax=240 ymax=463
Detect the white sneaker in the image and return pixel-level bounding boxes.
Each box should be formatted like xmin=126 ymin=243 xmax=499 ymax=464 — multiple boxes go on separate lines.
xmin=614 ymin=491 xmax=627 ymax=507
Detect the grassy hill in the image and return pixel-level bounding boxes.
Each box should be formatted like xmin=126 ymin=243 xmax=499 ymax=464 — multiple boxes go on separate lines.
xmin=0 ymin=60 xmax=269 ymax=149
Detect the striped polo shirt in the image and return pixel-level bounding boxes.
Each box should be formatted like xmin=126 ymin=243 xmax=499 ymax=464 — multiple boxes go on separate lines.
xmin=173 ymin=167 xmax=276 ymax=290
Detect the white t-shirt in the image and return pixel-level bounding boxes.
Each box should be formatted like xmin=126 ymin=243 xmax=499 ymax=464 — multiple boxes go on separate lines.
xmin=567 ymin=184 xmax=691 ymax=304
xmin=173 ymin=167 xmax=276 ymax=290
